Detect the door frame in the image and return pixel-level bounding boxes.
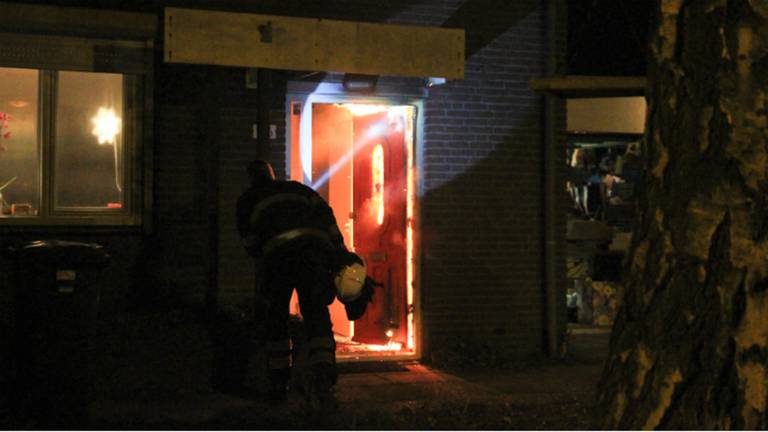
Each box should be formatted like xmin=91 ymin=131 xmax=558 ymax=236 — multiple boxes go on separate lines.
xmin=285 ymin=81 xmax=424 ymax=362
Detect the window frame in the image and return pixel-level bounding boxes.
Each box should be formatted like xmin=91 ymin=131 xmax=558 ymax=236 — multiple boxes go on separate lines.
xmin=0 ymin=31 xmax=153 ymax=228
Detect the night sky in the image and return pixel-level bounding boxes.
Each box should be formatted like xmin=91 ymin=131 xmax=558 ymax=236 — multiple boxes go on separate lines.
xmin=568 ymin=0 xmax=654 ymax=76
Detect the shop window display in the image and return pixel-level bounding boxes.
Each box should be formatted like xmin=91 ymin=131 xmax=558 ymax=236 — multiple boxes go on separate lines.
xmin=566 ymin=134 xmax=641 ymax=327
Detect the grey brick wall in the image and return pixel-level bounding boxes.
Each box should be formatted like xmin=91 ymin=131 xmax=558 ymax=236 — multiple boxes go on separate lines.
xmin=417 ymin=1 xmax=553 ymax=357
xmin=151 ymin=65 xmax=216 ymax=307
xmin=151 ymin=64 xmax=287 ymax=311
xmin=216 ymin=73 xmax=286 ymax=310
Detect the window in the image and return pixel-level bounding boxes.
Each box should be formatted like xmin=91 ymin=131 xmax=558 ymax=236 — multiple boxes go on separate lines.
xmin=0 ymin=66 xmax=142 ymax=225
xmin=55 ymin=71 xmax=126 ymax=209
xmin=0 ymin=68 xmax=38 ymax=217
xmin=0 ymin=3 xmax=154 ymax=226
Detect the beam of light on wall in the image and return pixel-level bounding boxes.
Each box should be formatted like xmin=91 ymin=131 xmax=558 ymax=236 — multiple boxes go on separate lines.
xmin=310 ymin=118 xmax=388 ymax=191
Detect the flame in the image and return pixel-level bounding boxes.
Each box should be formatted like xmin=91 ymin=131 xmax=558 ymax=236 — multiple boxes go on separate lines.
xmin=405 ymin=107 xmax=416 ymax=351
xmin=372 ymin=144 xmax=384 ymax=225
xmin=364 ymin=341 xmax=404 ymax=352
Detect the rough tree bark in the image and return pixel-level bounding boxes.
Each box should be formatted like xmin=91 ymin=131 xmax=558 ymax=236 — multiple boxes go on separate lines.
xmin=596 ymin=0 xmax=768 ymax=429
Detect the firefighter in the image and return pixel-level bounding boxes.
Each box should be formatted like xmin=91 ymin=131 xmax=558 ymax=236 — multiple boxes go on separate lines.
xmin=236 ymin=159 xmax=372 ymax=409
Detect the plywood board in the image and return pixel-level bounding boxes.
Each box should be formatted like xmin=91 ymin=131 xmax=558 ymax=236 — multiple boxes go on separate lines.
xmin=165 ymin=8 xmax=464 ymax=79
xmin=567 ymin=97 xmax=646 ymax=133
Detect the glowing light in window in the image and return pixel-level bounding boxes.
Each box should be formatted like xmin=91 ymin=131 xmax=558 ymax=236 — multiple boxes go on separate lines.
xmin=91 ymin=107 xmax=123 ymax=193
xmin=372 ymin=144 xmax=384 ymax=225
xmin=91 ymin=107 xmax=121 ymax=145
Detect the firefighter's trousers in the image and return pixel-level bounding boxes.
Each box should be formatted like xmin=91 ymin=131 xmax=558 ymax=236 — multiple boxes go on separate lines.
xmin=262 ymin=238 xmax=337 ymax=392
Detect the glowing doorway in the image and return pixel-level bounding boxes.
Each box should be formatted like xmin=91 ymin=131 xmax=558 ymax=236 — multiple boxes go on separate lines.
xmin=288 ymin=99 xmax=417 ymax=360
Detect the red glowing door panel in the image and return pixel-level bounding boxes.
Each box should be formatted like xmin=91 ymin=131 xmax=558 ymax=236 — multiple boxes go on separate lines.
xmin=352 ymin=111 xmax=408 ymax=345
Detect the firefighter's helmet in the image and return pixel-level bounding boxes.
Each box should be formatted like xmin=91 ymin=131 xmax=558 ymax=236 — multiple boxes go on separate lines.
xmin=335 ymin=254 xmax=366 ymax=303
xmin=247 ymin=159 xmax=276 ymax=185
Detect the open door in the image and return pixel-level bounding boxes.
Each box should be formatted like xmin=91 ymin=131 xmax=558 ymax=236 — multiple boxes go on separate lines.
xmin=351 ymin=112 xmax=408 ymax=346
xmin=287 ymin=98 xmax=416 ymax=358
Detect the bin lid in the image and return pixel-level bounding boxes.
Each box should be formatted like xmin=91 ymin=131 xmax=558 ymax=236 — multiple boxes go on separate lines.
xmin=14 ymin=240 xmax=111 ymax=267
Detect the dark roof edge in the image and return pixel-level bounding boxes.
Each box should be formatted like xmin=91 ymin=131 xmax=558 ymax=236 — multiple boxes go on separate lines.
xmin=529 ymin=75 xmax=646 ymax=98
xmin=0 ymin=1 xmax=157 ymax=40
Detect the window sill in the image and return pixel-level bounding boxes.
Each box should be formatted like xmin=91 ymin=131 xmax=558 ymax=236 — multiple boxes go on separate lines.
xmin=0 ymin=215 xmax=141 ymax=228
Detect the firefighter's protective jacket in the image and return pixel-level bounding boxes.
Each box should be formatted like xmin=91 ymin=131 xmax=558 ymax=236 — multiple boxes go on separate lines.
xmin=236 ymin=180 xmax=346 ymax=260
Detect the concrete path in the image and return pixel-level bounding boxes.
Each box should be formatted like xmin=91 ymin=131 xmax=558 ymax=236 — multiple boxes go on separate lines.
xmin=88 ymin=327 xmax=609 ymax=429
xmin=2 ymin=306 xmax=610 ymax=429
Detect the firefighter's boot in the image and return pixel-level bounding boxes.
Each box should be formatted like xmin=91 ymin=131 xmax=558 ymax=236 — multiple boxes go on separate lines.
xmin=303 ymin=370 xmax=338 ymax=416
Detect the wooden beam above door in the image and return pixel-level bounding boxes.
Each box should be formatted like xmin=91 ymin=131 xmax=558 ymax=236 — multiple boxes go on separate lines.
xmin=164 ymin=7 xmax=465 ymax=79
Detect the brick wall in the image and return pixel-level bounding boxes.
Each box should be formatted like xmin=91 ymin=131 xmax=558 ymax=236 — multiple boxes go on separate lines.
xmin=216 ymin=71 xmax=286 ymax=311
xmin=415 ymin=1 xmax=555 ymax=357
xmin=151 ymin=63 xmax=287 ymax=311
xmin=149 ymin=64 xmax=215 ymax=307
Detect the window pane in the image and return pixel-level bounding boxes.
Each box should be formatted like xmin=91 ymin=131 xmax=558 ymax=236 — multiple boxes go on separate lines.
xmin=0 ymin=67 xmax=39 ymax=217
xmin=55 ymin=71 xmax=124 ymax=209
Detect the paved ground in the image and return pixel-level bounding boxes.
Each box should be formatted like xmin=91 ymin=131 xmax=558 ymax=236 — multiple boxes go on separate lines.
xmin=3 ymin=309 xmax=610 ymax=429
xmin=90 ymin=359 xmax=606 ymax=429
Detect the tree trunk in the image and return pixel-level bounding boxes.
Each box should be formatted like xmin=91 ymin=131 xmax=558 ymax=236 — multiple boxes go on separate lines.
xmin=596 ymin=0 xmax=768 ymax=429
